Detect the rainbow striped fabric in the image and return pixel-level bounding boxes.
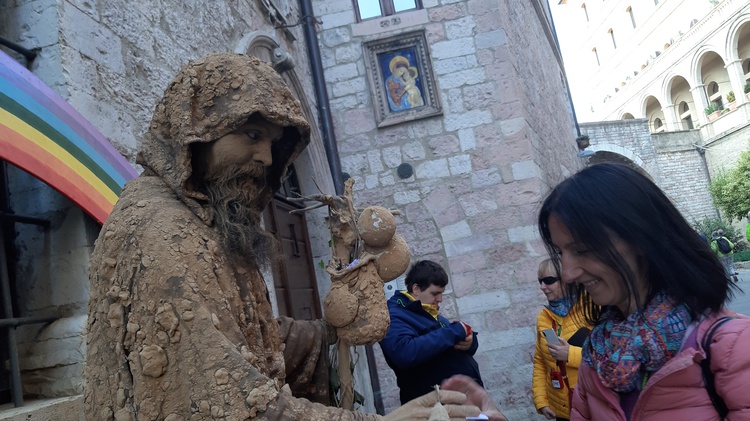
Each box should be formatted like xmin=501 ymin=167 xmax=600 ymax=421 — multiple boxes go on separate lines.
xmin=0 ymin=50 xmax=137 ymax=224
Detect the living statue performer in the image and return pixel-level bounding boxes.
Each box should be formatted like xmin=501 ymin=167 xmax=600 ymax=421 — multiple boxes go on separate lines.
xmin=84 ymin=53 xmax=496 ymax=421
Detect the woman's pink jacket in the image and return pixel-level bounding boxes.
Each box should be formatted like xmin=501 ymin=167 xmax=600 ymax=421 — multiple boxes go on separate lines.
xmin=571 ymin=310 xmax=750 ymax=420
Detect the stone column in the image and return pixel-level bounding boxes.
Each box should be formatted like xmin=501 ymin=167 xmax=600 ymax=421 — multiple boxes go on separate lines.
xmin=690 ymin=84 xmax=710 ymax=125
xmin=662 ymin=104 xmax=679 ymax=131
xmin=725 ymin=59 xmax=747 ymax=105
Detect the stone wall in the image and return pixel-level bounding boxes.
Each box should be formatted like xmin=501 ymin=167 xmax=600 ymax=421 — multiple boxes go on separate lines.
xmin=0 ymin=0 xmax=351 ymax=412
xmin=314 ymin=1 xmax=580 ymax=418
xmin=581 ymin=119 xmax=718 ymax=222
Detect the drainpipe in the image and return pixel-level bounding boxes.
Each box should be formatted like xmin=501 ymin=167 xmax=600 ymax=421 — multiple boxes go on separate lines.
xmin=298 ymin=0 xmax=384 ymax=414
xmin=299 ymin=0 xmax=344 ymax=195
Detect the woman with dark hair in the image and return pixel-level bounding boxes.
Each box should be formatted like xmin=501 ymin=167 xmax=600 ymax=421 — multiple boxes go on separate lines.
xmin=537 ymin=163 xmax=750 ymax=420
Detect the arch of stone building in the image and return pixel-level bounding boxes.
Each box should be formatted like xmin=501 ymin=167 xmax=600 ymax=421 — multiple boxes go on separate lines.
xmin=724 ymin=13 xmax=750 ymax=62
xmin=619 ymin=112 xmax=635 ymax=119
xmin=664 ymin=74 xmax=695 ymax=128
xmin=641 ymin=95 xmax=664 ymax=132
xmin=586 ymin=143 xmax=654 ymax=177
xmin=688 ymin=46 xmax=725 ymax=87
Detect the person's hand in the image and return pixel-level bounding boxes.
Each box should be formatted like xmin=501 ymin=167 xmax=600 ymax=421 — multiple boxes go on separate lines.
xmin=383 ymin=388 xmax=481 ymax=421
xmin=454 ymin=333 xmax=473 ymax=351
xmin=547 ymin=337 xmax=570 ymax=362
xmin=540 ymin=406 xmax=556 ymax=419
xmin=441 ymin=375 xmax=508 ymax=421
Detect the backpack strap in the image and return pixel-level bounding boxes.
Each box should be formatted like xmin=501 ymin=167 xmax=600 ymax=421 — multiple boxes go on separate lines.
xmin=700 ymin=316 xmax=733 ymax=419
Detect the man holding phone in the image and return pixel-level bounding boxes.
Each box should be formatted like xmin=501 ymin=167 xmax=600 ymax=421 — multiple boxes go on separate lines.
xmin=380 ymin=260 xmax=486 ymax=405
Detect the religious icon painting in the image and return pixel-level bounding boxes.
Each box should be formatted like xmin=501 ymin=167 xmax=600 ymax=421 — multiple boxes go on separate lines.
xmin=363 ymin=30 xmax=442 ymax=127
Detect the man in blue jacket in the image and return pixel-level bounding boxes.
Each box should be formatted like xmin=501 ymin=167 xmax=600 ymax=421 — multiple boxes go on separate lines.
xmin=379 ymin=260 xmax=484 ymax=404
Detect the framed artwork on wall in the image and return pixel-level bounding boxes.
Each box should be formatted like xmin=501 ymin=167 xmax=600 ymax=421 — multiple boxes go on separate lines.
xmin=363 ymin=30 xmax=441 ymax=127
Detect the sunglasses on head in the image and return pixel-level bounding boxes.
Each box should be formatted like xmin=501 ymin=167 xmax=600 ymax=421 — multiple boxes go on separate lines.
xmin=538 ymin=276 xmax=559 ymax=286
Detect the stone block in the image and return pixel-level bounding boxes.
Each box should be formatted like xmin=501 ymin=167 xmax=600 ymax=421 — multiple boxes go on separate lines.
xmin=471 ymin=168 xmax=502 ymax=188
xmin=448 ymin=155 xmax=472 ymax=175
xmin=430 ymin=37 xmax=476 ymax=60
xmin=428 ymin=3 xmax=466 ymax=21
xmin=62 ymin=6 xmax=124 ymax=74
xmin=416 ymin=159 xmax=450 ymax=179
xmin=511 ymin=160 xmax=539 ymax=180
xmin=444 ymin=109 xmax=493 ymax=131
xmin=445 ymin=16 xmax=476 ymax=39
xmin=402 ymin=141 xmax=426 ymax=160
xmin=475 ymin=29 xmax=508 ymax=49
xmin=428 ymin=134 xmax=460 ymax=156
xmin=444 ymin=234 xmax=493 ymax=257
xmin=326 ymin=63 xmax=359 ymax=82
xmin=439 ymin=67 xmax=487 ymax=90
xmin=320 ymin=10 xmax=355 ymax=30
xmin=458 ymin=128 xmax=476 ymax=150
xmin=335 ymin=42 xmax=362 ymax=63
xmin=456 ymin=289 xmax=510 ymax=314
xmin=341 ymin=152 xmax=369 ymax=174
xmin=367 ymin=150 xmax=385 ymax=172
xmin=440 ymin=220 xmax=472 ymax=242
xmin=342 ymin=108 xmax=377 ymax=135
xmin=321 ymin=26 xmax=352 ymax=47
xmin=394 ymin=190 xmax=421 ymax=205
xmin=458 ymin=190 xmax=499 ymax=217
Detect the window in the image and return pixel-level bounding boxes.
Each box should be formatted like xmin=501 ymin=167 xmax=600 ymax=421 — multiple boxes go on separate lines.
xmin=592 ymin=48 xmax=600 ymax=66
xmin=627 ymin=7 xmax=636 ymax=28
xmin=707 ymin=81 xmax=723 ymax=109
xmin=581 ymin=3 xmax=589 ymax=22
xmin=679 ymin=101 xmax=694 ymax=129
xmin=355 ymin=0 xmax=421 ymax=21
xmin=653 ymin=117 xmax=664 ymax=132
xmin=608 ymin=28 xmax=616 ymax=49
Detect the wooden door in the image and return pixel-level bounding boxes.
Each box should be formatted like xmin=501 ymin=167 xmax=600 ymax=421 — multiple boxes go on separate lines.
xmin=263 ymin=198 xmax=321 ymax=320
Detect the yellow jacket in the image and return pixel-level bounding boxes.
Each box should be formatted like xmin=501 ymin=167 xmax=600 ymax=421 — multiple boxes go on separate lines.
xmin=532 ymin=304 xmax=590 ymax=419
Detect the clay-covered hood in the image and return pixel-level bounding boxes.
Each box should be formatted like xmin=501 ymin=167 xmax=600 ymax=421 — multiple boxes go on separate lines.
xmin=136 ymin=53 xmax=310 ymax=223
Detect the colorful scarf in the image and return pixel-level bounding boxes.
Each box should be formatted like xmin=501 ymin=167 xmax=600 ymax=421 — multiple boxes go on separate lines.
xmin=547 ymin=297 xmax=574 ymax=317
xmin=582 ymin=291 xmax=691 ymax=392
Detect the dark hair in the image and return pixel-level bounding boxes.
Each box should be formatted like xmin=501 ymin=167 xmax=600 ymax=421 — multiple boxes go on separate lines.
xmin=405 ymin=260 xmax=449 ymax=293
xmin=538 ymin=163 xmax=734 ymax=324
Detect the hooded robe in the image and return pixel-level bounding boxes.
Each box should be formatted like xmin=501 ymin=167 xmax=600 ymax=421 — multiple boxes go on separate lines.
xmin=84 ymin=54 xmax=382 ymax=421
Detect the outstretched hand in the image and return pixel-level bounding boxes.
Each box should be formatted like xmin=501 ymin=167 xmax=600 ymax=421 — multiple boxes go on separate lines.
xmin=383 ymin=388 xmax=482 ymax=421
xmin=441 ymin=375 xmax=508 ymax=421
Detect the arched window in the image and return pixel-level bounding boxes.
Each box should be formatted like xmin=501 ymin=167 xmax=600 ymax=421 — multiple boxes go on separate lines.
xmin=679 ymin=101 xmax=693 ymax=130
xmin=653 ymin=117 xmax=664 ymax=132
xmin=707 ymin=81 xmax=723 ymax=109
xmin=622 ymin=113 xmax=634 ymax=119
xmin=581 ymin=3 xmax=589 ymax=22
xmin=627 ymin=7 xmax=636 ymax=28
xmin=608 ymin=28 xmax=617 ymax=49
xmin=592 ymin=48 xmax=600 ymax=66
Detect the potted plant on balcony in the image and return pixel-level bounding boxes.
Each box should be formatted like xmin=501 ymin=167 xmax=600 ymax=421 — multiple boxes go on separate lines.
xmin=745 ymin=82 xmax=750 ymax=101
xmin=705 ymin=103 xmax=720 ymax=122
xmin=726 ymin=91 xmax=736 ymax=111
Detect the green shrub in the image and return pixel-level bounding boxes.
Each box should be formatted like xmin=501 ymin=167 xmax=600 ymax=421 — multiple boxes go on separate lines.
xmin=727 ymin=91 xmax=735 ymax=102
xmin=745 ymin=82 xmax=750 ymax=94
xmin=734 ymin=250 xmax=750 ymax=262
xmin=704 ymin=103 xmax=718 ymax=115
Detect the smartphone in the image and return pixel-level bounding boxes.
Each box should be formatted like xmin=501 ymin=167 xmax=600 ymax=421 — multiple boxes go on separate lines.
xmin=542 ymin=328 xmax=562 ymax=345
xmin=466 ymin=415 xmax=489 ymax=421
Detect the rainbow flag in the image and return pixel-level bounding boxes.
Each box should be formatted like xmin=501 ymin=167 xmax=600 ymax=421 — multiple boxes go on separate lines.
xmin=0 ymin=50 xmax=137 ymax=224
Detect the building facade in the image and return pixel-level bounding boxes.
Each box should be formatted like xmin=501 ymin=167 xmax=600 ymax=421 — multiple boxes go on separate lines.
xmin=1 ymin=1 xmax=582 ymax=419
xmin=551 ymin=0 xmax=750 ymax=227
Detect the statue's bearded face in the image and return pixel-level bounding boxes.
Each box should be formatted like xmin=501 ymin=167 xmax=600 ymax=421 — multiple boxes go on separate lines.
xmin=194 ymin=114 xmax=283 ymax=266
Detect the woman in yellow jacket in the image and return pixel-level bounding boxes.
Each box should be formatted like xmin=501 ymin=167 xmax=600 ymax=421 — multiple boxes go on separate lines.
xmin=532 ymin=259 xmax=592 ymax=420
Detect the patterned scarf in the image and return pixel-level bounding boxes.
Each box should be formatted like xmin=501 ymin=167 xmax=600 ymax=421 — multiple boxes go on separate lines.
xmin=582 ymin=291 xmax=691 ymax=392
xmin=547 ymin=297 xmax=574 ymax=317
